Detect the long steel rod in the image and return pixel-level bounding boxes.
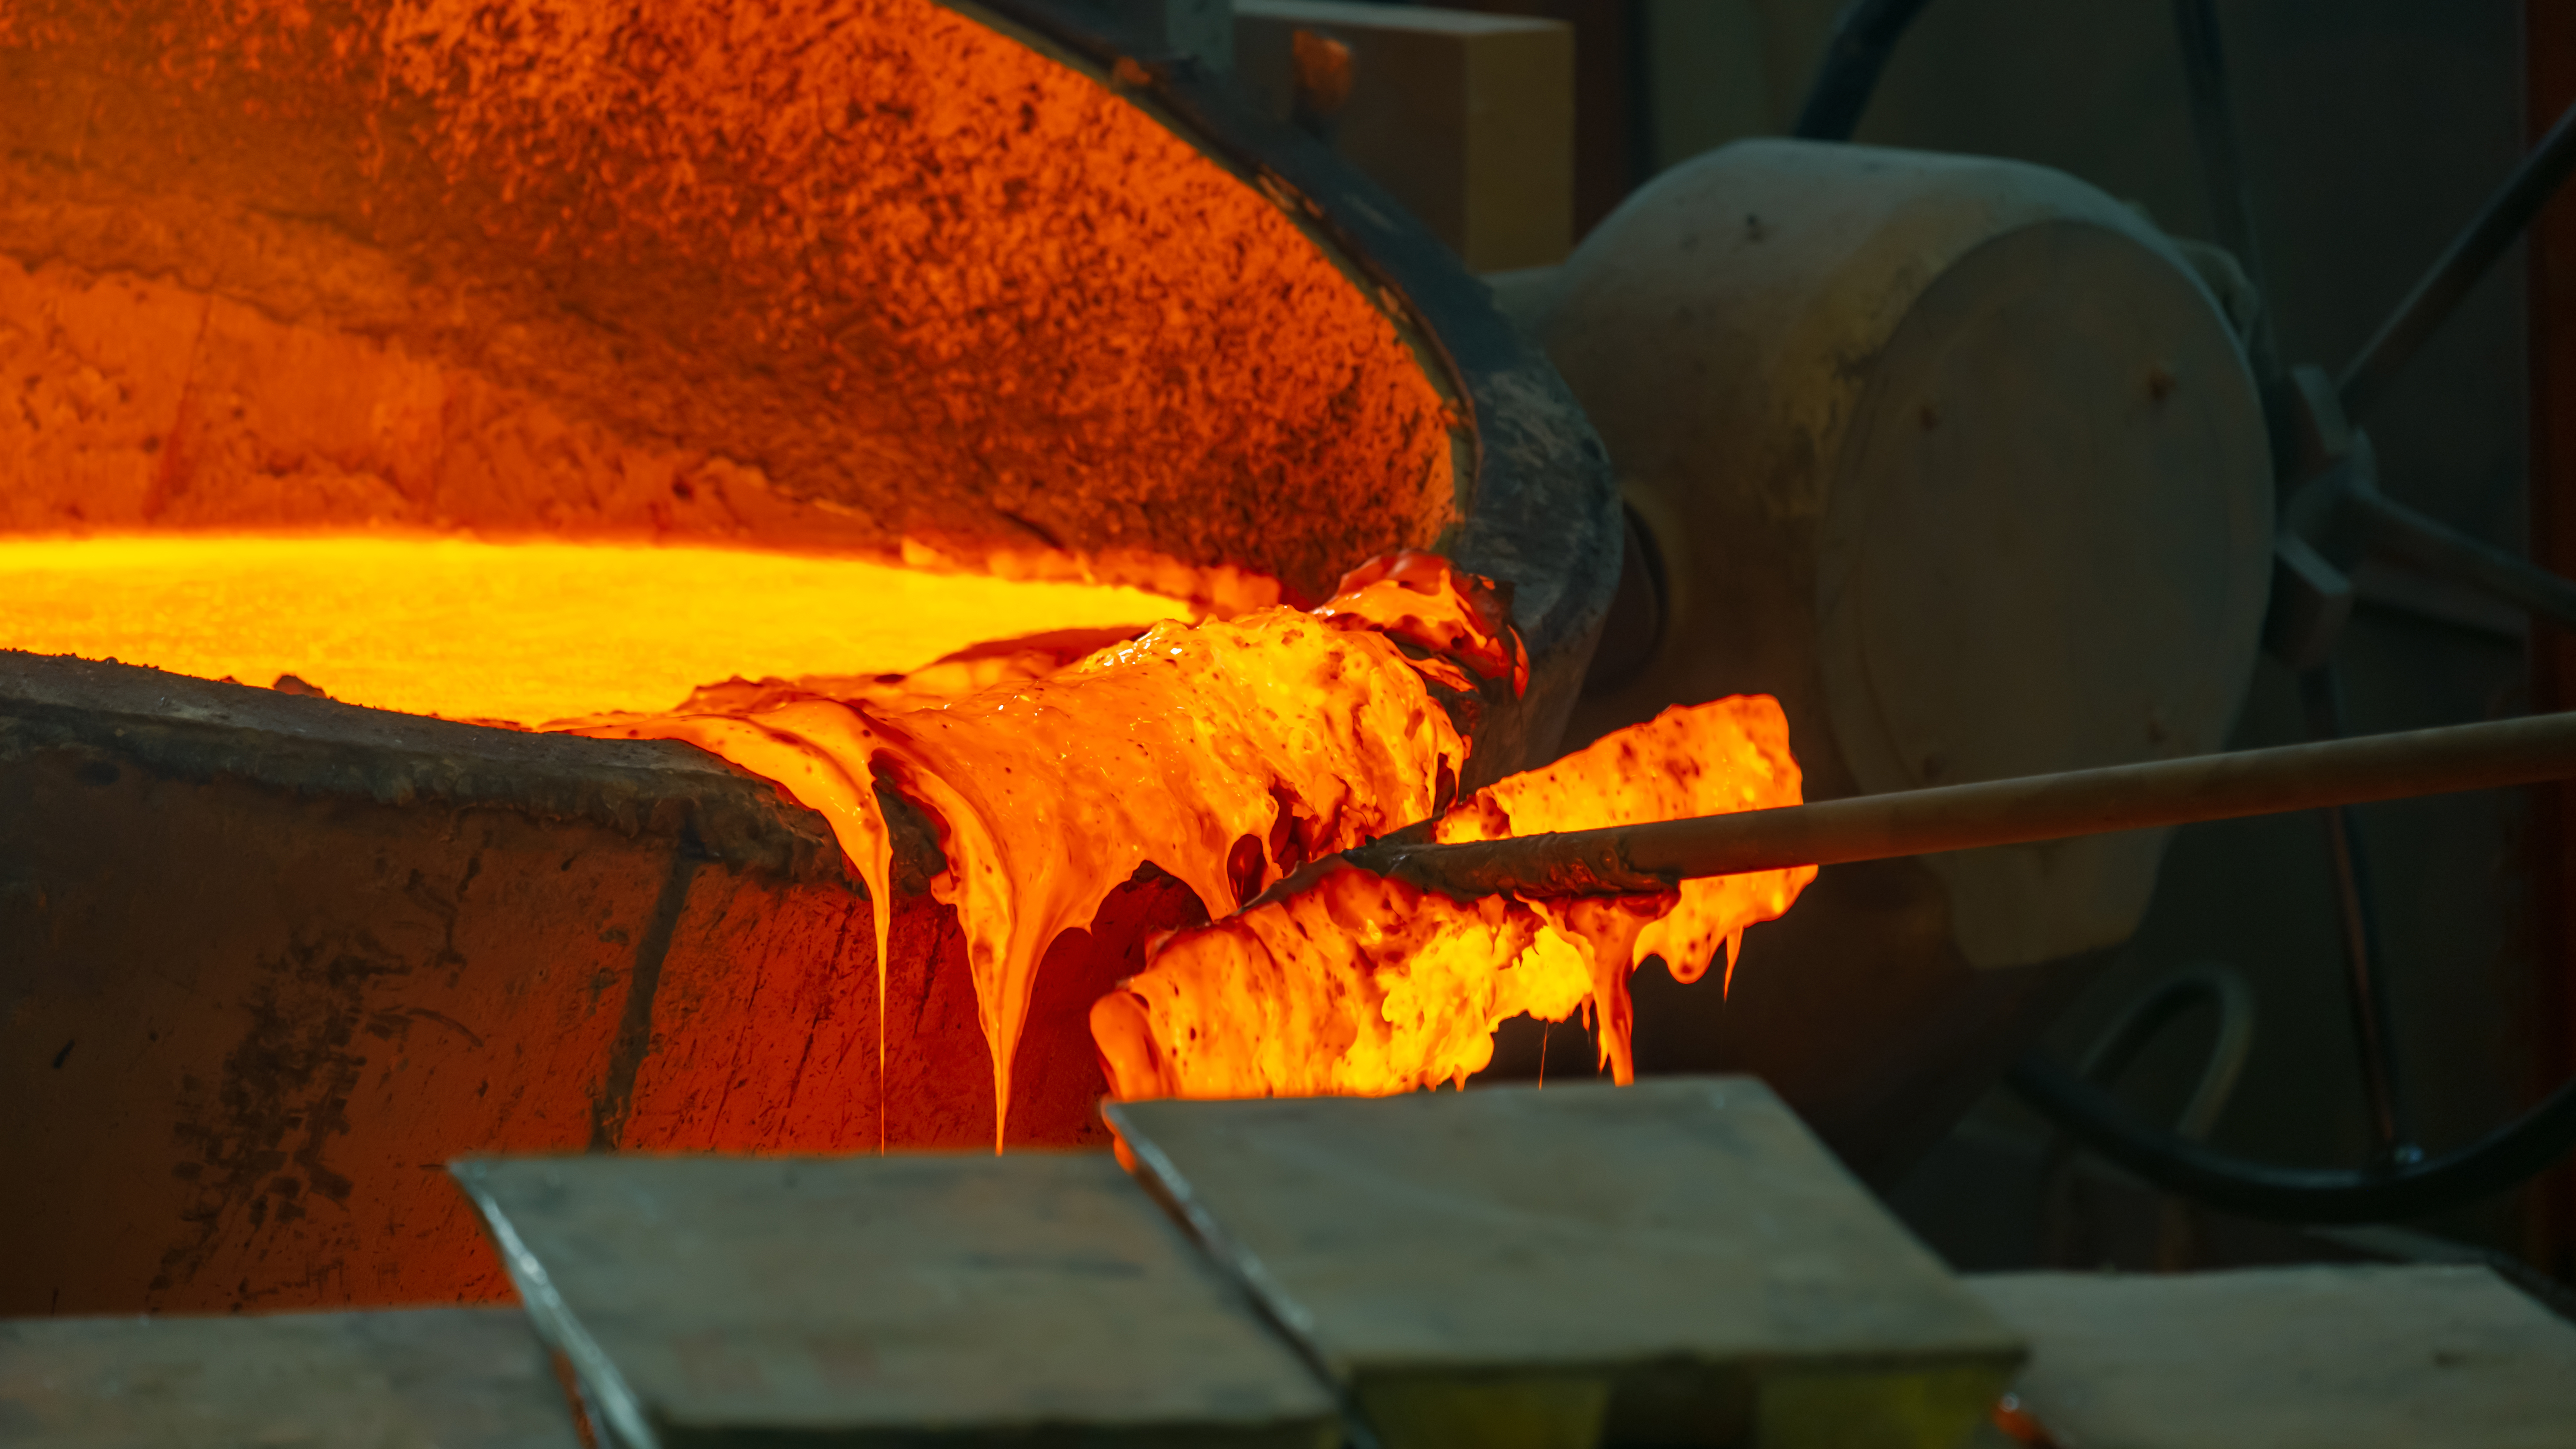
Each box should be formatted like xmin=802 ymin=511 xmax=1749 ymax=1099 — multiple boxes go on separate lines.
xmin=2299 ymin=666 xmax=2413 ymax=1161
xmin=2353 ymin=479 xmax=2576 ymax=630
xmin=1790 ymin=0 xmax=1937 ymax=142
xmin=2170 ymin=0 xmax=2280 ymax=383
xmin=1348 ymin=711 xmax=2576 ymax=900
xmin=2338 ymin=96 xmax=2576 ymax=425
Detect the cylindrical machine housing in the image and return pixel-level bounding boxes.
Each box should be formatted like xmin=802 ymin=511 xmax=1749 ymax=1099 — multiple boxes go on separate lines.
xmin=1533 ymin=139 xmax=2274 ymax=1176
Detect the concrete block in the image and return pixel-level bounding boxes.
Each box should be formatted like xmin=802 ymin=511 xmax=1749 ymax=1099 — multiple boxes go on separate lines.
xmin=452 ymin=1152 xmax=1338 ymax=1449
xmin=1109 ymin=1078 xmax=2025 ymax=1449
xmin=1236 ymin=2 xmax=1573 ymax=270
xmin=0 ymin=1307 xmax=581 ymax=1448
xmin=1970 ymin=1265 xmax=2576 ymax=1449
xmin=1094 ymin=0 xmax=1236 ymax=71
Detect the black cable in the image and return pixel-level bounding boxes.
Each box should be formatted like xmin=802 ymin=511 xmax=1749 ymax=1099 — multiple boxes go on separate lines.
xmin=2036 ymin=967 xmax=2254 ymax=1264
xmin=2073 ymin=967 xmax=2258 ymax=1139
xmin=2008 ymin=1054 xmax=2576 ymax=1225
xmin=1790 ymin=0 xmax=1938 ymax=142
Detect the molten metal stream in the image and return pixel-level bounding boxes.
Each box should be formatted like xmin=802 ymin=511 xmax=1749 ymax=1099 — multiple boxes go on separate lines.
xmin=2 ymin=535 xmax=1815 ymax=1144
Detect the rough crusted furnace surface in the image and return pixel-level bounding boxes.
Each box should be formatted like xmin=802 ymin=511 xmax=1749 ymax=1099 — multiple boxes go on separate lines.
xmin=0 ymin=0 xmax=1620 ymax=780
xmin=1 ymin=649 xmax=1175 ymax=1312
xmin=0 ymin=0 xmax=1624 ymax=1317
xmin=0 ymin=651 xmax=837 ymax=878
xmin=0 ymin=0 xmax=1455 ymax=603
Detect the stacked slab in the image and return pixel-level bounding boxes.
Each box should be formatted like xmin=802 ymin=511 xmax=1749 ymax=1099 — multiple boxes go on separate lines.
xmin=9 ymin=1078 xmax=2576 ymax=1449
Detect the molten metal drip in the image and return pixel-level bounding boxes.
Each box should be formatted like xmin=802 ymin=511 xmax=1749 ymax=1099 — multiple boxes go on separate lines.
xmin=566 ymin=555 xmax=1511 ymax=1147
xmin=1092 ymin=697 xmax=1814 ymax=1103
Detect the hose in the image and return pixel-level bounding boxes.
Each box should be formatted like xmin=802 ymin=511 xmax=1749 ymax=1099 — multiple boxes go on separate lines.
xmin=2009 ymin=1051 xmax=2576 ymax=1226
xmin=2035 ymin=965 xmax=2256 ymax=1264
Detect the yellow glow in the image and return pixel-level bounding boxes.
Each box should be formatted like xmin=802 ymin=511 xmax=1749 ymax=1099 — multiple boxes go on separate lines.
xmin=0 ymin=534 xmax=1197 ymax=724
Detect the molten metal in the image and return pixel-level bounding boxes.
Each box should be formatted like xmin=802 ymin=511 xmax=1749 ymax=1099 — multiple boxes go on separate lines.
xmin=2 ymin=535 xmax=1816 ymax=1148
xmin=0 ymin=534 xmax=1227 ymax=724
xmin=567 ymin=559 xmax=1501 ymax=1147
xmin=1093 ymin=697 xmax=1814 ymax=1103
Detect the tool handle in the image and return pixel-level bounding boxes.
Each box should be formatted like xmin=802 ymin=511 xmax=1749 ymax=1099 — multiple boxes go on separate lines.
xmin=1351 ymin=711 xmax=2576 ymax=899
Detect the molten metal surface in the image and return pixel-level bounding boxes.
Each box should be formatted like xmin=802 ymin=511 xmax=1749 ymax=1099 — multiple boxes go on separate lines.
xmin=0 ymin=535 xmax=1213 ymax=724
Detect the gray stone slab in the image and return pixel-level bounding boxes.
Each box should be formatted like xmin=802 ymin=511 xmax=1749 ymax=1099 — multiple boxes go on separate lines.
xmin=453 ymin=1152 xmax=1338 ymax=1449
xmin=0 ymin=1306 xmax=581 ymax=1448
xmin=1969 ymin=1265 xmax=2576 ymax=1449
xmin=1107 ymin=1078 xmax=2026 ymax=1449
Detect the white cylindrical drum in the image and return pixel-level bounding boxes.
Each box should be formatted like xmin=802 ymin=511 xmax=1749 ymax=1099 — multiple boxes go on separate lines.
xmin=1526 ymin=139 xmax=2273 ymax=1175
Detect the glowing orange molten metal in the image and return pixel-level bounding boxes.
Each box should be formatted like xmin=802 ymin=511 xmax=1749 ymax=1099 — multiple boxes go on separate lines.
xmin=0 ymin=535 xmax=1230 ymax=724
xmin=1091 ymin=698 xmax=1814 ymax=1103
xmin=2 ymin=534 xmax=1814 ymax=1148
xmin=567 ymin=554 xmax=1521 ymax=1146
xmin=573 ymin=554 xmax=1812 ymax=1135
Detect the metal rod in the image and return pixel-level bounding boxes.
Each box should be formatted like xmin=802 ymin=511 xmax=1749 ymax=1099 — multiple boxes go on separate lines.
xmin=2170 ymin=0 xmax=2281 ymax=384
xmin=1790 ymin=0 xmax=1938 ymax=142
xmin=1348 ymin=711 xmax=2576 ymax=900
xmin=2299 ymin=667 xmax=2414 ymax=1162
xmin=2321 ymin=799 xmax=2409 ymax=1153
xmin=2338 ymin=96 xmax=2576 ymax=425
xmin=2352 ymin=480 xmax=2576 ymax=630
